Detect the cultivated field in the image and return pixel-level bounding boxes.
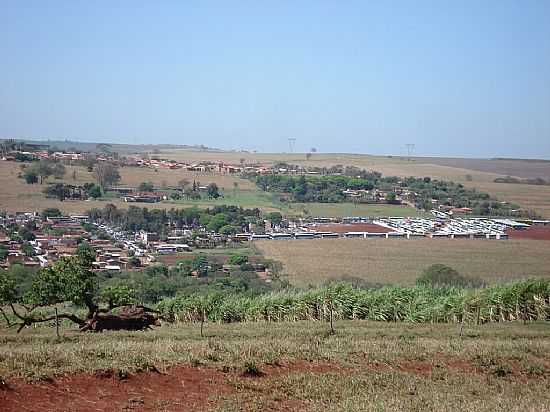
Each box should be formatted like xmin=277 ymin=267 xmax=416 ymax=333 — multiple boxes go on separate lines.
xmin=1 ymin=321 xmax=550 ymax=411
xmin=255 ymin=238 xmax=550 ymax=287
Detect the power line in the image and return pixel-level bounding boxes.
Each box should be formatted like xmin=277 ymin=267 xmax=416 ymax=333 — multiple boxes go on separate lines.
xmin=406 ymin=143 xmax=415 ymax=160
xmin=288 ymin=138 xmax=296 ymax=153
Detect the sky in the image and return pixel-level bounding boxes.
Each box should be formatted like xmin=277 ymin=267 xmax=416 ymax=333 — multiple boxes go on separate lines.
xmin=1 ymin=1 xmax=549 ymax=158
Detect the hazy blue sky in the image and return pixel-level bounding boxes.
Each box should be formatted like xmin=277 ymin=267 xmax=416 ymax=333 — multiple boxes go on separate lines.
xmin=1 ymin=1 xmax=549 ymax=158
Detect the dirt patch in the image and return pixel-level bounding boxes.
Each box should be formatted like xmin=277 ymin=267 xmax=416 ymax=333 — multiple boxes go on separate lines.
xmin=0 ymin=361 xmax=341 ymax=412
xmin=507 ymin=225 xmax=550 ymax=241
xmin=259 ymin=360 xmax=342 ymax=377
xmin=311 ymin=223 xmax=394 ymax=233
xmin=0 ymin=366 xmax=232 ymax=412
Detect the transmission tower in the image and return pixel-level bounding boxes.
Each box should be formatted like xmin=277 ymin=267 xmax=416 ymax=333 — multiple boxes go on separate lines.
xmin=406 ymin=143 xmax=415 ymax=160
xmin=288 ymin=138 xmax=296 ymax=153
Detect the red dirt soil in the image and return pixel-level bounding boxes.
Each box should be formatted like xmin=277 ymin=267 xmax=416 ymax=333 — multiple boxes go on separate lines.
xmin=507 ymin=225 xmax=550 ymax=240
xmin=0 ymin=361 xmax=338 ymax=412
xmin=311 ymin=223 xmax=394 ymax=233
xmin=0 ymin=366 xmax=231 ymax=412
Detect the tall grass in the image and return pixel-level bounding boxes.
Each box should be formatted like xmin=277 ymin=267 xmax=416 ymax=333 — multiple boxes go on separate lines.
xmin=157 ymin=279 xmax=550 ymax=324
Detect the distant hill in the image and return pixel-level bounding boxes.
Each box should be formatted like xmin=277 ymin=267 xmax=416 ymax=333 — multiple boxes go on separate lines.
xmin=0 ymin=138 xmax=223 ymax=154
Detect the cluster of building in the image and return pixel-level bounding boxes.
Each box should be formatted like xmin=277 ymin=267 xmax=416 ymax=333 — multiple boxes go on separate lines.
xmin=0 ymin=214 xmax=141 ymax=271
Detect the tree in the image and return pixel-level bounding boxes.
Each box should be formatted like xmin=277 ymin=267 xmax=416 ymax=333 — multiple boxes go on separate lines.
xmin=100 ymin=285 xmax=136 ymax=310
xmin=41 ymin=208 xmax=62 ymax=219
xmin=207 ymin=183 xmax=220 ymax=199
xmin=386 ymin=192 xmax=397 ymax=203
xmin=77 ymin=241 xmax=96 ymax=262
xmin=219 ymin=224 xmax=237 ymax=235
xmin=24 ymin=169 xmax=39 ymax=184
xmin=228 ymin=254 xmax=248 ymax=265
xmin=86 ymin=184 xmax=102 ymax=199
xmin=416 ymin=264 xmax=485 ymax=289
xmin=178 ymin=178 xmax=190 ymax=191
xmin=138 ymin=181 xmax=154 ymax=192
xmin=3 ymin=255 xmax=160 ymax=333
xmin=266 ymin=212 xmax=283 ymax=226
xmin=29 ymin=160 xmax=55 ymax=184
xmin=93 ymin=163 xmax=121 ymax=189
xmin=0 ymin=245 xmax=8 ymax=261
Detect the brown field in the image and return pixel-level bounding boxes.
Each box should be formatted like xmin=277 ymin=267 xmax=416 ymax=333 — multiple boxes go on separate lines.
xmin=413 ymin=157 xmax=550 ymax=180
xmin=508 ymin=226 xmax=550 ymax=240
xmin=255 ymin=238 xmax=550 ymax=287
xmin=0 ymin=161 xmax=255 ymax=214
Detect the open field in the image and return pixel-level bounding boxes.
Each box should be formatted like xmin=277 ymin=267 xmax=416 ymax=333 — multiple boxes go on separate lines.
xmin=293 ymin=202 xmax=424 ymax=218
xmin=1 ymin=321 xmax=550 ymax=411
xmin=413 ymin=157 xmax=550 ymax=180
xmin=255 ymin=238 xmax=550 ymax=287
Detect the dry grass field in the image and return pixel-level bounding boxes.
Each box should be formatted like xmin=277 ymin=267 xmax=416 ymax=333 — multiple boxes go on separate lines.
xmin=255 ymin=238 xmax=550 ymax=287
xmin=0 ymin=161 xmax=257 ymax=214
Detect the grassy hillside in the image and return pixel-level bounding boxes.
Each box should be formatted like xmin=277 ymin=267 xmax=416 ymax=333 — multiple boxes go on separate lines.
xmin=1 ymin=321 xmax=549 ymax=411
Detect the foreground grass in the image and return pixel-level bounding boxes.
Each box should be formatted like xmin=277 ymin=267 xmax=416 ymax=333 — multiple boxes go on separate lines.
xmin=1 ymin=321 xmax=549 ymax=411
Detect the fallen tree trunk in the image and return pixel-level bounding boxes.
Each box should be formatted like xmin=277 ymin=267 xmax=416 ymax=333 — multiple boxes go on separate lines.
xmin=7 ymin=304 xmax=161 ymax=333
xmin=79 ymin=306 xmax=161 ymax=332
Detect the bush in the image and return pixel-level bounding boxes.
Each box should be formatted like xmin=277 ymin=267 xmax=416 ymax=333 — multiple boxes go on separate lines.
xmin=416 ymin=264 xmax=485 ymax=288
xmin=41 ymin=208 xmax=62 ymax=219
xmin=228 ymin=254 xmax=248 ymax=266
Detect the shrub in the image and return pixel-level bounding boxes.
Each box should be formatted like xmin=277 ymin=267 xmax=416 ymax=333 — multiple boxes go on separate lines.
xmin=416 ymin=264 xmax=485 ymax=289
xmin=228 ymin=254 xmax=248 ymax=266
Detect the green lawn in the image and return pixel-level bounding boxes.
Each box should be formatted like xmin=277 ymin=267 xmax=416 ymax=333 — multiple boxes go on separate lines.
xmin=163 ymin=189 xmax=289 ymax=213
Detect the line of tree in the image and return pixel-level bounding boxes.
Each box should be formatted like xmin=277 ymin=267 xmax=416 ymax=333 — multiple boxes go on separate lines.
xmin=87 ymin=204 xmax=263 ymax=235
xmin=250 ymin=169 xmax=520 ymax=215
xmin=22 ymin=159 xmax=66 ymax=184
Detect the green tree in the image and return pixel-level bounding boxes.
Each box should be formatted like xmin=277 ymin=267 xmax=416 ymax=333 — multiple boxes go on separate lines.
xmin=138 ymin=181 xmax=154 ymax=192
xmin=100 ymin=285 xmax=136 ymax=310
xmin=228 ymin=254 xmax=248 ymax=265
xmin=416 ymin=264 xmax=485 ymax=289
xmin=77 ymin=241 xmax=96 ymax=262
xmin=266 ymin=212 xmax=283 ymax=226
xmin=87 ymin=184 xmax=102 ymax=199
xmin=0 ymin=245 xmax=8 ymax=261
xmin=41 ymin=208 xmax=62 ymax=220
xmin=28 ymin=160 xmax=56 ymax=184
xmin=24 ymin=169 xmax=39 ymax=184
xmin=219 ymin=225 xmax=237 ymax=235
xmin=207 ymin=183 xmax=220 ymax=199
